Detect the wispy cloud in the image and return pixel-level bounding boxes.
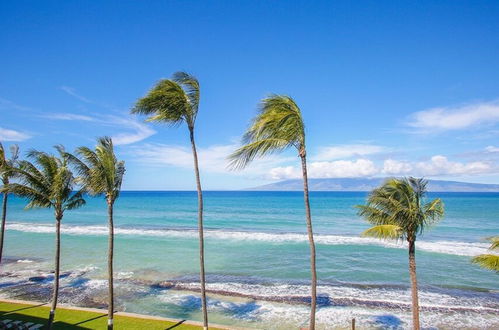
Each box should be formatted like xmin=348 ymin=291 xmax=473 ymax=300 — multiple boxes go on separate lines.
xmin=407 ymin=101 xmax=499 ymax=132
xmin=0 ymin=97 xmax=32 ymax=112
xmin=46 ymin=112 xmax=156 ymax=145
xmin=42 ymin=113 xmax=95 ymax=121
xmin=60 ymin=86 xmax=93 ymax=103
xmin=129 ymin=142 xmax=291 ymax=176
xmin=0 ymin=127 xmax=31 ymax=141
xmin=109 ymin=117 xmax=156 ymax=145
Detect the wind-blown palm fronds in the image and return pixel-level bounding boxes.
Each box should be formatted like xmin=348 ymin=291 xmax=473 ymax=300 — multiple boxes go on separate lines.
xmin=228 ymin=95 xmax=318 ymax=330
xmin=356 ymin=177 xmax=444 ymax=330
xmin=131 ymin=72 xmax=209 ymax=329
xmin=472 ymin=236 xmax=499 ymax=272
xmin=67 ymin=137 xmax=125 ymax=330
xmin=0 ymin=143 xmax=19 ymax=264
xmin=5 ymin=146 xmax=85 ymax=330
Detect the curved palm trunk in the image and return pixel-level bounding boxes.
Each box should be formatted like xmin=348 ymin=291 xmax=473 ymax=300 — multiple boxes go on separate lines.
xmin=408 ymin=239 xmax=420 ymax=330
xmin=107 ymin=200 xmax=115 ymax=330
xmin=47 ymin=216 xmax=62 ymax=330
xmin=0 ymin=191 xmax=8 ymax=265
xmin=190 ymin=129 xmax=208 ymax=329
xmin=300 ymin=153 xmax=317 ymax=330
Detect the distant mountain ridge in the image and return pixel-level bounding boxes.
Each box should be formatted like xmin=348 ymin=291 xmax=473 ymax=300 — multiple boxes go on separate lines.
xmin=247 ymin=178 xmax=499 ymax=192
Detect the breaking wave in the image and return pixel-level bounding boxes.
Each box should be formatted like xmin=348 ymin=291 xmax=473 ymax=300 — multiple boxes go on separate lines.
xmin=7 ymin=222 xmax=491 ymax=257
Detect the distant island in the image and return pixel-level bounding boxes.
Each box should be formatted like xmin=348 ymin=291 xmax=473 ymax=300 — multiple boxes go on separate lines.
xmin=247 ymin=178 xmax=499 ymax=192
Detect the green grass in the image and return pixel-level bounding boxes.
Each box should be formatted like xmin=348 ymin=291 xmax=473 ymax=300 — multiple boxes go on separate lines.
xmin=0 ymin=301 xmax=206 ymax=329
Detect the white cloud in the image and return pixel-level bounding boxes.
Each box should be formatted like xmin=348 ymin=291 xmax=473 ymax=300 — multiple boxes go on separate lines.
xmin=0 ymin=127 xmax=31 ymax=141
xmin=270 ymin=156 xmax=496 ymax=180
xmin=485 ymin=145 xmax=499 ymax=153
xmin=270 ymin=159 xmax=378 ymax=179
xmin=314 ymin=144 xmax=386 ymax=160
xmin=408 ymin=101 xmax=499 ymax=132
xmin=415 ymin=155 xmax=492 ymax=176
xmin=383 ymin=159 xmax=413 ymax=175
xmin=60 ymin=86 xmax=93 ymax=103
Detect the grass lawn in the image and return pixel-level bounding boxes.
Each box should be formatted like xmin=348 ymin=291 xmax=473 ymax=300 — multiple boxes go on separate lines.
xmin=0 ymin=301 xmax=210 ymax=329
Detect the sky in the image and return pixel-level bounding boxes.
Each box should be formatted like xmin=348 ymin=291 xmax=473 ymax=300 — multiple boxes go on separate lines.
xmin=1 ymin=1 xmax=499 ymax=190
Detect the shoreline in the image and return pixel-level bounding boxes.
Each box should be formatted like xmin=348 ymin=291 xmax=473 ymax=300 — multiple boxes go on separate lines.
xmin=0 ymin=298 xmax=246 ymax=330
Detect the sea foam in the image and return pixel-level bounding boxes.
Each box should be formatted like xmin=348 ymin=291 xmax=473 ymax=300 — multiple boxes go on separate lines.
xmin=7 ymin=222 xmax=491 ymax=257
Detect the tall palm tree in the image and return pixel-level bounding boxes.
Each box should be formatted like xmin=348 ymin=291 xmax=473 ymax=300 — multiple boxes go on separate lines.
xmin=472 ymin=236 xmax=499 ymax=272
xmin=4 ymin=147 xmax=85 ymax=330
xmin=0 ymin=143 xmax=19 ymax=265
xmin=228 ymin=95 xmax=318 ymax=330
xmin=66 ymin=137 xmax=125 ymax=330
xmin=131 ymin=72 xmax=209 ymax=329
xmin=356 ymin=177 xmax=444 ymax=330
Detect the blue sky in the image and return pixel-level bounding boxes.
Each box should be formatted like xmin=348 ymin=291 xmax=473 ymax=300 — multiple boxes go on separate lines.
xmin=1 ymin=1 xmax=499 ymax=190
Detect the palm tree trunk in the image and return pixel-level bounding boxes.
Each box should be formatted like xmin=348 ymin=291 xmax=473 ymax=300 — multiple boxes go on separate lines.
xmin=300 ymin=153 xmax=317 ymax=330
xmin=190 ymin=128 xmax=208 ymax=329
xmin=47 ymin=215 xmax=62 ymax=330
xmin=107 ymin=200 xmax=115 ymax=330
xmin=0 ymin=191 xmax=8 ymax=265
xmin=408 ymin=239 xmax=420 ymax=330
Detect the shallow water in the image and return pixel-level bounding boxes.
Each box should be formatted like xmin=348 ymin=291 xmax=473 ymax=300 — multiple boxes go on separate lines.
xmin=1 ymin=191 xmax=498 ymax=329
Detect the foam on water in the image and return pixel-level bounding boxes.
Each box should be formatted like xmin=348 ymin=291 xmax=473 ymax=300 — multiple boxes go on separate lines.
xmin=7 ymin=222 xmax=492 ymax=257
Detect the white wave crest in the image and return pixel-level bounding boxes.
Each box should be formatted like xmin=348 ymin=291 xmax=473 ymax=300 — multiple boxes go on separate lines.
xmin=7 ymin=222 xmax=491 ymax=256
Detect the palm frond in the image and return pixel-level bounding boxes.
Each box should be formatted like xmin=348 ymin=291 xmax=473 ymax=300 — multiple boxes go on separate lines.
xmin=228 ymin=138 xmax=292 ymax=170
xmin=5 ymin=183 xmax=51 ymax=209
xmin=471 ymin=254 xmax=499 ymax=272
xmin=10 ymin=147 xmax=84 ymax=215
xmin=362 ymin=224 xmax=403 ymax=240
xmin=172 ymin=71 xmax=200 ymax=126
xmin=64 ymin=190 xmax=86 ymax=211
xmin=131 ymin=78 xmax=188 ymax=127
xmin=488 ymin=236 xmax=499 ymax=250
xmin=229 ymin=95 xmax=305 ymax=170
xmin=74 ymin=137 xmax=125 ymax=202
xmin=0 ymin=143 xmax=20 ymax=183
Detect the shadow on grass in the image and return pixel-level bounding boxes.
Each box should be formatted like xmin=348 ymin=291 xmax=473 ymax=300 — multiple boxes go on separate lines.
xmin=73 ymin=313 xmax=106 ymax=326
xmin=1 ymin=312 xmax=90 ymax=329
xmin=0 ymin=303 xmax=47 ymax=314
xmin=165 ymin=320 xmax=186 ymax=329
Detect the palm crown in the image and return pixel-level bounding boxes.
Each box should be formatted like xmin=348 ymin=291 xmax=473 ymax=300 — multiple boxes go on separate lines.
xmin=68 ymin=137 xmax=125 ymax=203
xmin=229 ymin=95 xmax=305 ymax=169
xmin=5 ymin=147 xmax=85 ymax=217
xmin=357 ymin=177 xmax=444 ymax=241
xmin=0 ymin=143 xmax=19 ymax=184
xmin=131 ymin=71 xmax=199 ymax=129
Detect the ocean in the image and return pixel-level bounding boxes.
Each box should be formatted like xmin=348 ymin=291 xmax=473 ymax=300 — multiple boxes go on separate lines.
xmin=1 ymin=191 xmax=498 ymax=329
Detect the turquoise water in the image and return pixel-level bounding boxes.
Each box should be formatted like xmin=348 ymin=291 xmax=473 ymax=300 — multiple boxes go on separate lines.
xmin=1 ymin=191 xmax=498 ymax=329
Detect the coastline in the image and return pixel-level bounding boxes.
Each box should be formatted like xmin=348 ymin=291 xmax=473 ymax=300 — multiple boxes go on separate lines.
xmin=0 ymin=298 xmax=245 ymax=330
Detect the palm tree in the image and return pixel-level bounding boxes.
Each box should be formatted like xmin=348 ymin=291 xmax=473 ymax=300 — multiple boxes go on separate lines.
xmin=66 ymin=137 xmax=125 ymax=330
xmin=4 ymin=147 xmax=85 ymax=330
xmin=356 ymin=177 xmax=444 ymax=330
xmin=228 ymin=95 xmax=318 ymax=330
xmin=472 ymin=236 xmax=499 ymax=272
xmin=131 ymin=72 xmax=209 ymax=329
xmin=0 ymin=143 xmax=19 ymax=265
